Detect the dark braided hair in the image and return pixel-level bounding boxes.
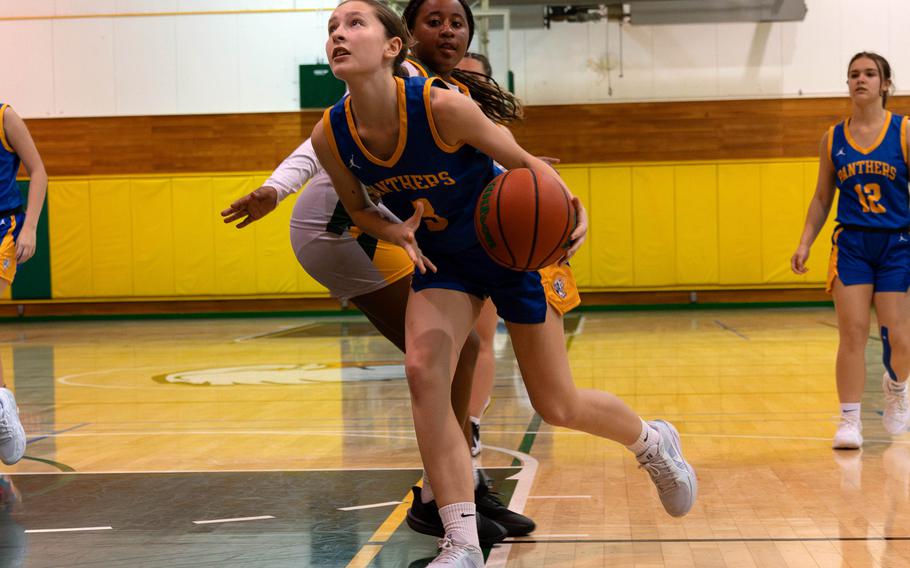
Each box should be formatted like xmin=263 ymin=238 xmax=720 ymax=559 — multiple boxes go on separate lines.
xmin=401 ymin=0 xmax=523 ymax=124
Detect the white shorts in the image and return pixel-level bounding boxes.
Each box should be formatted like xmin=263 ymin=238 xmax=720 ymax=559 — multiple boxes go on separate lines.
xmin=290 ymin=173 xmax=412 ymax=301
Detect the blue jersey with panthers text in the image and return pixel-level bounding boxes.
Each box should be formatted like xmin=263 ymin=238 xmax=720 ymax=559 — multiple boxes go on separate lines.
xmin=830 ymin=111 xmax=910 ymax=230
xmin=323 ymin=76 xmax=498 ymax=254
xmin=0 ymin=104 xmax=22 ymax=211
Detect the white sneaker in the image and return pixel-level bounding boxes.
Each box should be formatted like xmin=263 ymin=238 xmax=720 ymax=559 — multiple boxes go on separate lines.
xmin=832 ymin=412 xmax=863 ymax=449
xmin=427 ymin=535 xmax=484 ymax=567
xmin=882 ymin=372 xmax=910 ymax=436
xmin=637 ymin=420 xmax=697 ymax=517
xmin=0 ymin=389 xmax=24 ymax=465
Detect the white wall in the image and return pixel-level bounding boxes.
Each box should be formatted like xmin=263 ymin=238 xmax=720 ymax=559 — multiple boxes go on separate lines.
xmin=2 ymin=0 xmax=908 ymax=117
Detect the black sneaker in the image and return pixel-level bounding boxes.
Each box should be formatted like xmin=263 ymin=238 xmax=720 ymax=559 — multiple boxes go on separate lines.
xmin=470 ymin=421 xmax=482 ymax=457
xmin=405 ymin=486 xmax=507 ymax=546
xmin=474 ymin=478 xmax=536 ymax=537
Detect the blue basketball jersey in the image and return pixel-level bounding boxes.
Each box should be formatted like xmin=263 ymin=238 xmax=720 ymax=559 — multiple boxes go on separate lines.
xmin=830 ymin=111 xmax=910 ymax=230
xmin=323 ymin=76 xmax=498 ymax=254
xmin=0 ymin=105 xmax=22 ymax=211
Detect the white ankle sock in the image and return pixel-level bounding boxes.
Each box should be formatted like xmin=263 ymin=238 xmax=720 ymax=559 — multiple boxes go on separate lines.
xmin=888 ymin=380 xmax=908 ymax=392
xmin=626 ymin=418 xmax=660 ymax=455
xmin=840 ymin=402 xmax=861 ymax=417
xmin=439 ymin=502 xmax=480 ymax=548
xmin=421 ymin=471 xmax=435 ymax=503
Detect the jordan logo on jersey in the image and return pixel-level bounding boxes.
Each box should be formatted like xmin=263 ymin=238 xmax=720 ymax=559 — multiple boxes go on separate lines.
xmin=349 ymin=155 xmax=361 ymax=170
xmin=836 ymin=148 xmax=846 ymax=157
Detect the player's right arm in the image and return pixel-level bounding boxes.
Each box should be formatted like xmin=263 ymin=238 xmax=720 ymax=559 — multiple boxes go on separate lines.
xmin=311 ymin=121 xmax=435 ymax=274
xmin=221 ymin=138 xmax=322 ymax=229
xmin=791 ymin=130 xmax=837 ymax=274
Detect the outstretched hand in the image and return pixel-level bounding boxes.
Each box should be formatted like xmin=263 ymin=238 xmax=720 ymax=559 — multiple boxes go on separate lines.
xmin=220 ymin=186 xmax=279 ymax=228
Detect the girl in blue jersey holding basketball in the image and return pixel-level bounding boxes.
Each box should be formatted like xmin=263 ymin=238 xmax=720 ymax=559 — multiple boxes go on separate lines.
xmin=311 ymin=2 xmax=697 ymax=565
xmin=792 ymin=52 xmax=910 ymax=450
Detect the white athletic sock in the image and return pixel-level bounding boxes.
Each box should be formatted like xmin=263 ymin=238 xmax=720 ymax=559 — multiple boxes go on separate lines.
xmin=840 ymin=402 xmax=861 ymax=416
xmin=888 ymin=380 xmax=908 ymax=392
xmin=626 ymin=418 xmax=660 ymax=456
xmin=439 ymin=502 xmax=480 ymax=548
xmin=421 ymin=471 xmax=435 ymax=503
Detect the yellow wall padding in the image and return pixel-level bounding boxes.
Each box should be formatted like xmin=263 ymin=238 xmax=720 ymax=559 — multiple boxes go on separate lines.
xmin=561 ymin=158 xmax=833 ymax=290
xmin=556 ymin=168 xmax=591 ymax=287
xmin=589 ymin=167 xmax=633 ymax=287
xmin=48 ymin=174 xmax=329 ymax=299
xmin=632 ymin=166 xmax=676 ymax=286
xmin=674 ymin=164 xmax=718 ymax=285
xmin=48 ymin=181 xmax=94 ymax=297
xmin=45 ymin=160 xmax=837 ymax=300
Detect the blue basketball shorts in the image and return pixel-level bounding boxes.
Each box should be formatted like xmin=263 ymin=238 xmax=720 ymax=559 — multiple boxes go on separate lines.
xmin=411 ymin=244 xmax=548 ymax=324
xmin=827 ymin=225 xmax=910 ymax=293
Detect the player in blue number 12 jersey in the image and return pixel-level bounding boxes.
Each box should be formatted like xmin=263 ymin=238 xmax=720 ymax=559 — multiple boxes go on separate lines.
xmin=793 ymin=51 xmax=910 ymax=449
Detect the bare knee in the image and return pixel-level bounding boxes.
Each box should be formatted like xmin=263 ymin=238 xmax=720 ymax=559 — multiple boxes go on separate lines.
xmin=532 ymin=397 xmax=578 ymax=428
xmin=884 ymin=325 xmax=910 ymax=357
xmin=405 ymin=351 xmax=450 ymax=406
xmin=839 ymin=324 xmax=870 ymax=351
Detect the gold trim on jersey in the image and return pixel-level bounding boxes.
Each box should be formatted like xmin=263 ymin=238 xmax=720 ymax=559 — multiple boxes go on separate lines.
xmin=826 ymin=226 xmax=843 ymax=294
xmin=901 ymin=115 xmax=908 ymax=167
xmin=344 ymin=76 xmax=408 ymax=167
xmin=405 ymin=57 xmax=429 ymax=78
xmin=321 ymin=107 xmax=347 ymax=173
xmin=449 ymin=76 xmax=470 ymax=96
xmin=826 ymin=125 xmax=834 ymax=165
xmin=0 ymin=105 xmax=13 ymax=153
xmin=423 ymin=78 xmax=464 ymax=154
xmin=844 ymin=111 xmax=892 ymax=155
xmin=0 ymin=214 xmax=18 ymax=284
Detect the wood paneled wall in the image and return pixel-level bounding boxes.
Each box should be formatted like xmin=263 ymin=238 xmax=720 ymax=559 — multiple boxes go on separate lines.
xmin=24 ymin=96 xmax=910 ymax=176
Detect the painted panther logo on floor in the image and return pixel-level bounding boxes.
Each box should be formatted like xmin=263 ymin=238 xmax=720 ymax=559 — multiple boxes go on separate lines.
xmin=154 ymin=362 xmax=405 ymax=386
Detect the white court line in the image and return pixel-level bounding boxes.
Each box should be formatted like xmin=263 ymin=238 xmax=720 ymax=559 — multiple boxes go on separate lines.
xmin=5 ymin=465 xmax=522 ymax=476
xmin=30 ymin=429 xmax=910 ymax=446
xmin=25 ymin=526 xmax=113 ymax=534
xmin=483 ymin=445 xmax=538 ymax=568
xmin=233 ymin=324 xmax=308 ymax=343
xmin=527 ymin=495 xmax=591 ymax=500
xmin=338 ymin=501 xmax=402 ymax=512
xmin=508 ymin=534 xmax=590 ymax=539
xmin=193 ymin=515 xmax=275 ymax=525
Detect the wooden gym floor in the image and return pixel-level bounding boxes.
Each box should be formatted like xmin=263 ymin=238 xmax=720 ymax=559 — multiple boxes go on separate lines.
xmin=0 ymin=307 xmax=908 ymax=567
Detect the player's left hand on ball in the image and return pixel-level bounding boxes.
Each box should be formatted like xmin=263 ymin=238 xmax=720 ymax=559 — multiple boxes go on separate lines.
xmin=564 ymin=196 xmax=587 ymax=262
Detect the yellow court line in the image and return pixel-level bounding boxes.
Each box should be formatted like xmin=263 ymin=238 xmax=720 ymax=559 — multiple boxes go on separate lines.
xmin=0 ymin=8 xmax=331 ymax=22
xmin=346 ymin=482 xmax=420 ymax=568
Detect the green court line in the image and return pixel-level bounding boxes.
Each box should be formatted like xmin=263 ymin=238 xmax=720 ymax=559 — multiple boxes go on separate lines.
xmin=576 ymin=300 xmax=833 ymax=312
xmin=0 ymin=309 xmax=362 ymax=323
xmin=0 ymin=299 xmax=836 ymax=323
xmin=22 ymin=455 xmax=75 ymax=472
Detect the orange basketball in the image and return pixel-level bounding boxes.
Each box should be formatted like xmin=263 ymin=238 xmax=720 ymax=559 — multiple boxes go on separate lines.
xmin=474 ymin=168 xmax=576 ymax=271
